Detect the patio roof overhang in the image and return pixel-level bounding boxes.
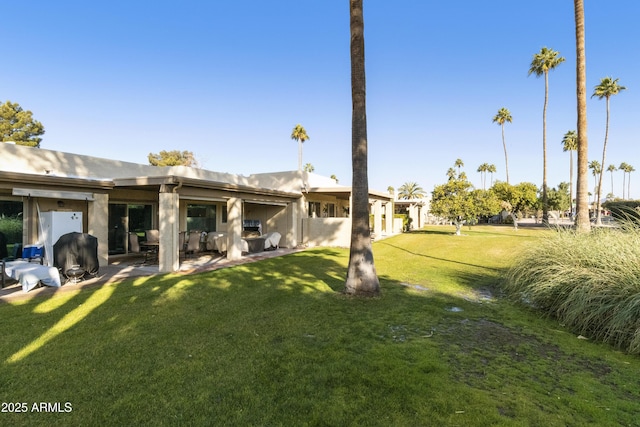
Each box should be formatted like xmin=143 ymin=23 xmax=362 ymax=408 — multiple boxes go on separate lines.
xmin=307 ymin=186 xmax=393 ymax=202
xmin=0 ymin=170 xmax=114 ymax=193
xmin=394 ymin=198 xmax=428 ymax=206
xmin=114 ymin=175 xmax=302 ymax=201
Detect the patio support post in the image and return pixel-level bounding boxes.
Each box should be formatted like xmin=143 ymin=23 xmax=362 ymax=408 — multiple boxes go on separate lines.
xmin=22 ymin=197 xmax=33 ymax=248
xmin=227 ymin=197 xmax=243 ymax=260
xmin=385 ymin=201 xmax=393 ymax=236
xmin=408 ymin=203 xmax=420 ymax=229
xmin=286 ymin=201 xmax=298 ymax=248
xmin=159 ymin=189 xmax=180 ymax=273
xmin=373 ymin=199 xmax=382 ymax=238
xmin=88 ymin=193 xmax=109 ymax=267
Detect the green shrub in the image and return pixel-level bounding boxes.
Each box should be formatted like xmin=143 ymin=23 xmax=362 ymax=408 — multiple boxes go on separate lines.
xmin=503 ymin=222 xmax=640 ymax=354
xmin=0 ymin=216 xmax=22 ymax=242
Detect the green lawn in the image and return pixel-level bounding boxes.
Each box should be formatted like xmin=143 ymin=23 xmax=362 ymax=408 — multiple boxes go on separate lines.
xmin=1 ymin=225 xmax=638 ymax=426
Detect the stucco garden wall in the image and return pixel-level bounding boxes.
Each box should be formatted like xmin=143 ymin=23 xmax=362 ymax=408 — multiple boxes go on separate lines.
xmin=302 ymin=217 xmax=351 ymax=248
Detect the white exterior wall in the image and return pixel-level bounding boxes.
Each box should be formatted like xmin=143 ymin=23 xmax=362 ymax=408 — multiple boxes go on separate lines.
xmin=394 ymin=218 xmax=404 ymax=233
xmin=302 ymin=218 xmax=351 ymax=247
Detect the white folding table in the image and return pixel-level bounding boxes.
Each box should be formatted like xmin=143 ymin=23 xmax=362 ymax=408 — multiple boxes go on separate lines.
xmin=2 ymin=260 xmax=62 ymax=292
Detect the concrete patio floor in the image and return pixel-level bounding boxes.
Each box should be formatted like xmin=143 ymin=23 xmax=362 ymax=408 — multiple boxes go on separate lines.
xmin=0 ymin=247 xmax=304 ymax=303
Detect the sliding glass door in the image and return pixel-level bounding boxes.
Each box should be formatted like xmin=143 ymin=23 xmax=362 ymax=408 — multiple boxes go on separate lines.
xmin=108 ymin=203 xmax=153 ymax=254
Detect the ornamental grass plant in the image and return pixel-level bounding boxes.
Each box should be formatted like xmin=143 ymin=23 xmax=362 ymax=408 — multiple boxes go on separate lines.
xmin=504 ymin=221 xmax=640 ymax=354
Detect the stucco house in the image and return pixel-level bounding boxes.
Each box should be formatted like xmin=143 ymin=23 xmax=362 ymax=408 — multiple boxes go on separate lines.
xmin=0 ymin=143 xmax=395 ymax=273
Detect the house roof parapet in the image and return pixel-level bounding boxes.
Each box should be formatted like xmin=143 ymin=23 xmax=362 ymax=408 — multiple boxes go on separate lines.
xmin=0 ymin=170 xmax=114 ymax=191
xmin=250 ymin=170 xmax=392 ymax=201
xmin=113 ymin=175 xmax=301 ymax=199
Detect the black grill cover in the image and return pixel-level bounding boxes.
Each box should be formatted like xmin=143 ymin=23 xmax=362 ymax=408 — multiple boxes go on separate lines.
xmin=53 ymin=232 xmax=99 ymax=276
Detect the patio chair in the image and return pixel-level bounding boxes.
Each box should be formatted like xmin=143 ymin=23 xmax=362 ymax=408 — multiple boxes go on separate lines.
xmin=179 ymin=231 xmax=186 ymax=259
xmin=2 ymin=243 xmax=22 ymax=262
xmin=262 ymin=232 xmax=281 ymax=251
xmin=185 ymin=230 xmax=201 ymax=258
xmin=129 ymin=233 xmax=155 ymax=263
xmin=145 ymin=229 xmax=159 ymax=243
xmin=213 ymin=233 xmax=227 ymax=254
xmin=205 ymin=232 xmax=216 ymax=251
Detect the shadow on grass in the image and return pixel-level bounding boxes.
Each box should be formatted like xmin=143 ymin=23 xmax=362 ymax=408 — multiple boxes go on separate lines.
xmin=0 ymin=245 xmax=501 ymax=368
xmin=1 ymin=245 xmax=638 ymax=426
xmin=405 ymin=228 xmax=455 ymax=236
xmin=378 ymin=240 xmax=501 ymax=273
xmin=408 ymin=225 xmax=545 ymax=239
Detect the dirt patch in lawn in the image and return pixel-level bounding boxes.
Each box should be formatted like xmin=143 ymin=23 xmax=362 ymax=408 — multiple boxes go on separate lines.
xmin=435 ymin=318 xmax=613 ymax=389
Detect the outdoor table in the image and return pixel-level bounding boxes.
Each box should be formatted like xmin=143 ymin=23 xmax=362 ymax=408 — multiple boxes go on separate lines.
xmin=141 ymin=241 xmax=159 ymax=262
xmin=2 ymin=260 xmax=62 ymax=292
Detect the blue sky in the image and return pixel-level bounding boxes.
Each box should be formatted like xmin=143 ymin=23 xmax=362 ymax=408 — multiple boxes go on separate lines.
xmin=4 ymin=1 xmax=640 ymax=198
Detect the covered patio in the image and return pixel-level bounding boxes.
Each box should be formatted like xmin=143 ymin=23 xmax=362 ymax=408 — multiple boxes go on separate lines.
xmin=111 ymin=175 xmax=301 ymax=273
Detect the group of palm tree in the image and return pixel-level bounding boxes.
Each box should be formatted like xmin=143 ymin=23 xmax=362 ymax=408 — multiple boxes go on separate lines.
xmin=566 ymin=129 xmax=634 ymax=205
xmin=566 ymin=75 xmax=628 ymax=224
xmin=591 ymin=77 xmax=627 ymax=224
xmin=493 ymin=43 xmax=627 ymax=225
xmin=493 ymin=47 xmax=566 ymax=224
xmin=618 ymin=162 xmax=636 ymax=199
xmin=491 ymin=45 xmax=565 ymax=222
xmin=588 ymin=160 xmax=635 ymax=201
xmin=477 ymin=163 xmax=497 ymax=190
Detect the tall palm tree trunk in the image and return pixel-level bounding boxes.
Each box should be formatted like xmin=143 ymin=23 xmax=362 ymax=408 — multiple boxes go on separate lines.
xmin=569 ymin=151 xmax=574 ymax=215
xmin=344 ymin=0 xmax=380 ymax=296
xmin=610 ymin=170 xmax=614 ymax=196
xmin=542 ymin=72 xmax=549 ymax=224
xmin=501 ymin=124 xmax=509 ymax=184
xmin=574 ymin=0 xmax=591 ymax=232
xmin=595 ymin=97 xmax=610 ymax=225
